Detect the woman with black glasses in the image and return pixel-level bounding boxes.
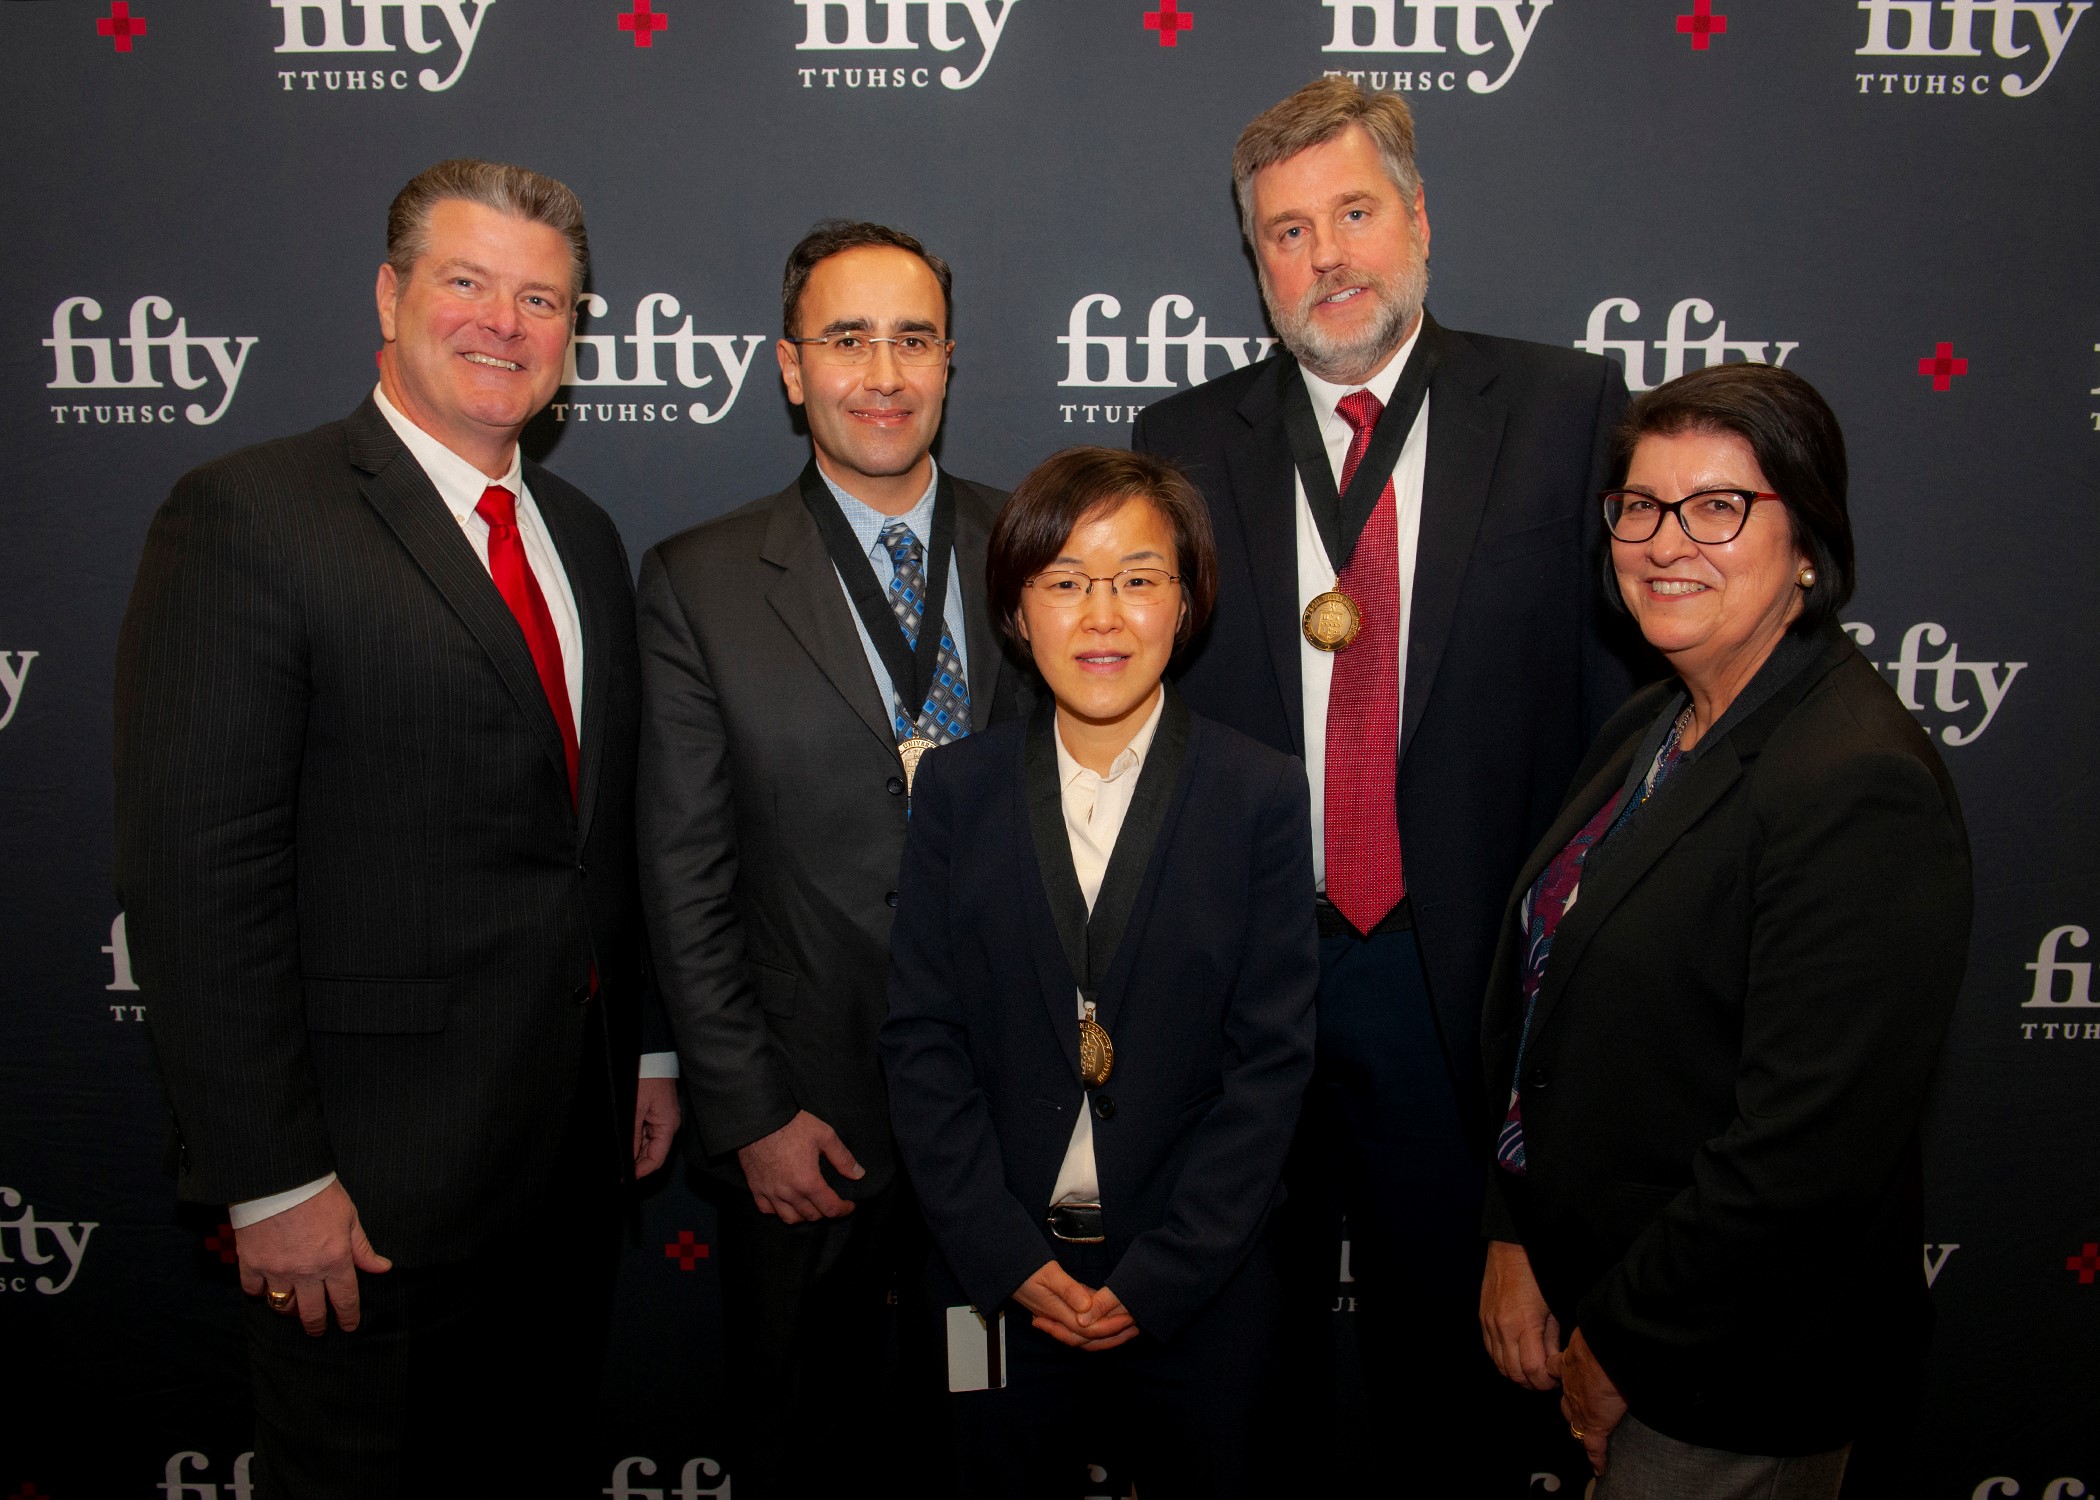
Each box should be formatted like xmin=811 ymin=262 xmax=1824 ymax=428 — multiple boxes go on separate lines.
xmin=1475 ymin=363 xmax=1971 ymax=1497
xmin=881 ymin=445 xmax=1317 ymax=1498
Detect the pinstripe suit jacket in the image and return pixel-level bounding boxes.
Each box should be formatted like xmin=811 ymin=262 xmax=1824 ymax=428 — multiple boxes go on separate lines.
xmin=115 ymin=396 xmax=650 ymax=1268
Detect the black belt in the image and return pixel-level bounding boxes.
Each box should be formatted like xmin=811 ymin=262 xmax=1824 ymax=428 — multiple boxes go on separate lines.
xmin=1315 ymin=895 xmax=1413 ymax=940
xmin=1047 ymin=1202 xmax=1105 ymax=1244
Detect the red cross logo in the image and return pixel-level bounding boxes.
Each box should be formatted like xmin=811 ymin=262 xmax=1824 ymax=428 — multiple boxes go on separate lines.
xmin=203 ymin=1222 xmax=240 ymax=1265
xmin=618 ymin=0 xmax=669 ymax=47
xmin=1916 ymin=341 xmax=1969 ymax=391
xmin=97 ymin=2 xmax=149 ymax=52
xmin=664 ymin=1230 xmax=710 ymax=1270
xmin=1675 ymin=0 xmax=1727 ymax=49
xmin=1144 ymin=0 xmax=1194 ymax=46
xmin=2068 ymin=1242 xmax=2100 ymax=1284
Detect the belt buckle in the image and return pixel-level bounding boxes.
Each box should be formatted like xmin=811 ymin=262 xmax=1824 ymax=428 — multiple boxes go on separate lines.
xmin=1046 ymin=1201 xmax=1105 ymax=1244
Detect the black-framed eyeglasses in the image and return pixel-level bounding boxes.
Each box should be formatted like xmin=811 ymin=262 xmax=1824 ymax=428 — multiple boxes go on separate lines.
xmin=783 ymin=332 xmax=952 ymax=367
xmin=1602 ymin=488 xmax=1783 ymax=545
xmin=1024 ymin=568 xmax=1180 ymax=608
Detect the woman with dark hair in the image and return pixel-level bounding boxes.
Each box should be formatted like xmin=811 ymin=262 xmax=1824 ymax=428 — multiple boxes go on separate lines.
xmin=1475 ymin=363 xmax=1971 ymax=1496
xmin=880 ymin=445 xmax=1317 ymax=1497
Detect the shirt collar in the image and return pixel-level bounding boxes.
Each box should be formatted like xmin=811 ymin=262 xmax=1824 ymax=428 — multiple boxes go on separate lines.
xmin=1299 ymin=314 xmax=1424 ymax=433
xmin=372 ymin=384 xmax=525 ymax=522
xmin=818 ymin=458 xmax=942 ymax=560
xmin=1054 ymin=687 xmax=1168 ymax=790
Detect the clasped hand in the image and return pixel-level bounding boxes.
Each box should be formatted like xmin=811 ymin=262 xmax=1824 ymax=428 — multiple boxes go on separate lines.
xmin=1012 ymin=1259 xmax=1139 ymax=1351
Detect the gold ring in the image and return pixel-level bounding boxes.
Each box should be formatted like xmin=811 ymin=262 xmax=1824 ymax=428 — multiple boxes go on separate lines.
xmin=266 ymin=1288 xmax=296 ymax=1312
xmin=1570 ymin=1425 xmax=1586 ymax=1440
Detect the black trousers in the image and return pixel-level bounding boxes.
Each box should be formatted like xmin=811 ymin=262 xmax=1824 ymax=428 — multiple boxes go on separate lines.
xmin=712 ymin=1176 xmax=950 ymax=1499
xmin=1267 ymin=925 xmax=1526 ymax=1492
xmin=938 ymin=1233 xmax=1282 ymax=1500
xmin=244 ymin=1063 xmax=623 ymax=1500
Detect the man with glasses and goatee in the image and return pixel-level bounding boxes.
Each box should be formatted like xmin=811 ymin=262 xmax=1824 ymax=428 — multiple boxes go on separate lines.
xmin=636 ymin=220 xmax=1028 ymax=1498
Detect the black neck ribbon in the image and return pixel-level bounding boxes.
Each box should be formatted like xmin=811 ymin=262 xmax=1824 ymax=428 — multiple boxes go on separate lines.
xmin=1023 ymin=686 xmax=1192 ymax=1007
xmin=1278 ymin=316 xmax=1441 ymax=576
xmin=798 ymin=459 xmax=957 ymax=742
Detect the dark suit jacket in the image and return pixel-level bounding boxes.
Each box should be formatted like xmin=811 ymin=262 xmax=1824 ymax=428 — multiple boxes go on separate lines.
xmin=1480 ymin=624 xmax=1972 ymax=1454
xmin=1132 ymin=315 xmax=1643 ymax=1108
xmin=114 ymin=396 xmax=651 ymax=1268
xmin=636 ymin=472 xmax=1025 ymax=1197
xmin=879 ymin=700 xmax=1319 ymax=1342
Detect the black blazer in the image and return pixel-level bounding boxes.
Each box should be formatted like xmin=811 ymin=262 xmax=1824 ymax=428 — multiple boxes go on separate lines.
xmin=1480 ymin=624 xmax=1972 ymax=1454
xmin=1132 ymin=314 xmax=1643 ymax=1110
xmin=114 ymin=397 xmax=652 ymax=1268
xmin=880 ymin=697 xmax=1318 ymax=1342
xmin=636 ymin=472 xmax=1027 ymax=1198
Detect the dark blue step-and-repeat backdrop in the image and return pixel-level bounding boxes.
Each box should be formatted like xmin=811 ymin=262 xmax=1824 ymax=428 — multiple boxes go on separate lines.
xmin=2 ymin=1 xmax=2094 ymax=1494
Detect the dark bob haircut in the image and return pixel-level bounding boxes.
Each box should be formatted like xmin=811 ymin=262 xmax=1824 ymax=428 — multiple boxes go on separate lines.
xmin=780 ymin=219 xmax=953 ymax=338
xmin=1609 ymin=362 xmax=1856 ymax=634
xmin=986 ymin=446 xmax=1218 ymax=655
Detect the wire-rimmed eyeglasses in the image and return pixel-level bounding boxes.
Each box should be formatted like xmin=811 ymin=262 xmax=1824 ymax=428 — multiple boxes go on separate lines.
xmin=783 ymin=332 xmax=952 ymax=367
xmin=1602 ymin=488 xmax=1783 ymax=545
xmin=1024 ymin=568 xmax=1181 ymax=608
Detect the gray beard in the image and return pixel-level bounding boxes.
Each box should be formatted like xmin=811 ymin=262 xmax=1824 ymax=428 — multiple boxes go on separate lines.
xmin=1262 ymin=258 xmax=1429 ymax=386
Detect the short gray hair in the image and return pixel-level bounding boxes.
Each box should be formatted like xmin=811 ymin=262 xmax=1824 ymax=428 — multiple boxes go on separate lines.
xmin=385 ymin=159 xmax=589 ymax=298
xmin=1232 ymin=77 xmax=1422 ymax=243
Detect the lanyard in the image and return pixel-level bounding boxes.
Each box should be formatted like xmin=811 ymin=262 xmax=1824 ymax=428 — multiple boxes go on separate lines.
xmin=1277 ymin=321 xmax=1439 ymax=574
xmin=798 ymin=459 xmax=957 ymax=739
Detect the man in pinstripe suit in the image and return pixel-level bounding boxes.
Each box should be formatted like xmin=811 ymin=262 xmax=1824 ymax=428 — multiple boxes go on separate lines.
xmin=114 ymin=160 xmax=677 ymax=1497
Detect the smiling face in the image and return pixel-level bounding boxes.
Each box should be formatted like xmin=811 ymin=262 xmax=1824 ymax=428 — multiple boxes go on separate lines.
xmin=1248 ymin=124 xmax=1430 ymax=386
xmin=375 ymin=198 xmax=575 ymax=477
xmin=777 ymin=244 xmax=950 ymax=514
xmin=1018 ymin=496 xmax=1184 ymax=756
xmin=1614 ymin=427 xmax=1810 ymax=700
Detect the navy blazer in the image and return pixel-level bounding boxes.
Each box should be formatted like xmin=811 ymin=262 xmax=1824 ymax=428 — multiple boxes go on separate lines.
xmin=1133 ymin=315 xmax=1644 ymax=1112
xmin=880 ymin=698 xmax=1318 ymax=1342
xmin=1480 ymin=625 xmax=1971 ymax=1453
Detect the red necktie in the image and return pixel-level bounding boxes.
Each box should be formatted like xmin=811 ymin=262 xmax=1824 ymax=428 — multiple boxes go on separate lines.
xmin=475 ymin=485 xmax=579 ymax=802
xmin=1324 ymin=391 xmax=1405 ymax=934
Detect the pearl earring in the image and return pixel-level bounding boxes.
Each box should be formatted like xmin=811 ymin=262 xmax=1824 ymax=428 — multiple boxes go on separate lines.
xmin=1796 ymin=566 xmax=1817 ymax=589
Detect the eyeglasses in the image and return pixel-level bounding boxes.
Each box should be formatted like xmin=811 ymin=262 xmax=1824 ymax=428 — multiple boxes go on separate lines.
xmin=1025 ymin=568 xmax=1180 ymax=608
xmin=783 ymin=332 xmax=952 ymax=367
xmin=1602 ymin=488 xmax=1782 ymax=545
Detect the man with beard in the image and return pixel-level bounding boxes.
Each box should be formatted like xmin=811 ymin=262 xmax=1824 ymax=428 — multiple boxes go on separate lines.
xmin=1132 ymin=78 xmax=1641 ymax=1485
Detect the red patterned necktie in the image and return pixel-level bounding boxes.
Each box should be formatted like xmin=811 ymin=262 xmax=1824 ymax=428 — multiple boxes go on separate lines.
xmin=475 ymin=484 xmax=579 ymax=802
xmin=1324 ymin=390 xmax=1405 ymax=934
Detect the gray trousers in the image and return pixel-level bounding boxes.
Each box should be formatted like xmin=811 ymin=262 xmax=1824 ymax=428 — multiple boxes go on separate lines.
xmin=1592 ymin=1415 xmax=1851 ymax=1500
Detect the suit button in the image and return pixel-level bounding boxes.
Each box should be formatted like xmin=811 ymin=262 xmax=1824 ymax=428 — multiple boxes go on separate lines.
xmin=576 ymin=863 xmax=588 ymax=880
xmin=885 ymin=890 xmax=899 ymax=908
xmin=572 ymin=983 xmax=593 ymax=1005
xmin=1526 ymin=1068 xmax=1551 ymax=1091
xmin=1094 ymin=1095 xmax=1116 ymax=1120
xmin=886 ymin=776 xmax=905 ymax=796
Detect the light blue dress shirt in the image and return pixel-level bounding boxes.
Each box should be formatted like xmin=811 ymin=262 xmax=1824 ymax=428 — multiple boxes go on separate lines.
xmin=818 ymin=460 xmax=972 ymax=735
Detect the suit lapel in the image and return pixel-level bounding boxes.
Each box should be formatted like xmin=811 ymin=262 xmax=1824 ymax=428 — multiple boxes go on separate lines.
xmin=1015 ymin=730 xmax=1088 ymax=1087
xmin=529 ymin=469 xmax=610 ymax=845
xmin=1088 ymin=713 xmax=1197 ymax=1038
xmin=345 ymin=400 xmax=574 ymax=805
xmin=952 ymin=484 xmax=1006 ymax=725
xmin=1228 ymin=363 xmax=1308 ymax=757
xmin=1524 ymin=739 xmax=1745 ymax=1051
xmin=759 ymin=484 xmax=898 ymax=754
xmin=1402 ymin=319 xmax=1506 ymax=767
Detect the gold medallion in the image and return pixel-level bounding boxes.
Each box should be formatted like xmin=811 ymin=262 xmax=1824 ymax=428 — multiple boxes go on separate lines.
xmin=898 ymin=735 xmax=937 ymax=793
xmin=1302 ymin=589 xmax=1362 ymax=652
xmin=1079 ymin=1000 xmax=1115 ymax=1089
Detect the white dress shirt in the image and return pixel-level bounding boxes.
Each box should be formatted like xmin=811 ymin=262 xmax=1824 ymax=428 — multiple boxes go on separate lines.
xmin=229 ymin=392 xmax=673 ymax=1230
xmin=1045 ymin=690 xmax=1168 ymax=1208
xmin=816 ymin=459 xmax=972 ymax=732
xmin=1294 ymin=321 xmax=1429 ymax=891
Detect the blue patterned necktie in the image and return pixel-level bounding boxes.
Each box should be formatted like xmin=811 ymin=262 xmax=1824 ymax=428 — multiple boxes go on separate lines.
xmin=879 ymin=521 xmax=972 ymax=745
